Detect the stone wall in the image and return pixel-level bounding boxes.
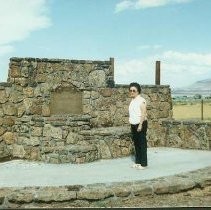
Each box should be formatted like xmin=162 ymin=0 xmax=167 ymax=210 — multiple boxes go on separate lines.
xmin=0 ymin=57 xmax=113 ymax=162
xmin=85 ymin=84 xmax=172 ymax=127
xmin=0 ymin=86 xmax=172 ymax=163
xmin=8 ymin=57 xmax=114 ymax=89
xmin=1 ymin=56 xmax=209 ymax=164
xmin=162 ymin=120 xmax=211 ymax=149
xmin=0 ymin=167 xmax=210 ymax=208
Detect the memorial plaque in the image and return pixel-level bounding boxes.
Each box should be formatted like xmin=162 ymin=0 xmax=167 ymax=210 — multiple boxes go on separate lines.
xmin=50 ymin=87 xmax=82 ymax=114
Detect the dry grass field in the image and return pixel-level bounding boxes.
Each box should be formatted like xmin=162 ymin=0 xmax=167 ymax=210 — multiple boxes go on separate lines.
xmin=173 ymin=100 xmax=211 ymax=121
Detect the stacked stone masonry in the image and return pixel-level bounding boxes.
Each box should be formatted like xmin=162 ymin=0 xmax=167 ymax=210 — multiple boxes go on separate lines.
xmin=0 ymin=57 xmax=210 ymax=164
xmin=0 ymin=167 xmax=210 ymax=208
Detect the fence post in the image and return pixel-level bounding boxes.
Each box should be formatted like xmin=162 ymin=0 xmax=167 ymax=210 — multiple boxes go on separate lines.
xmin=108 ymin=57 xmax=115 ymax=88
xmin=155 ymin=61 xmax=160 ymax=85
xmin=201 ymin=99 xmax=204 ymax=120
xmin=110 ymin=57 xmax=114 ymax=78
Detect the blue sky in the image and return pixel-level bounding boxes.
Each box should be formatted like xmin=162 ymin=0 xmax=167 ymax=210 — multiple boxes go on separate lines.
xmin=0 ymin=0 xmax=211 ymax=88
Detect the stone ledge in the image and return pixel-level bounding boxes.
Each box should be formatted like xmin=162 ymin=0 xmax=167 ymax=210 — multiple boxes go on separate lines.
xmin=0 ymin=166 xmax=210 ymax=208
xmin=79 ymin=126 xmax=130 ymax=136
xmin=115 ymin=84 xmax=170 ymax=89
xmin=10 ymin=57 xmax=111 ymax=65
xmin=41 ymin=145 xmax=98 ymax=164
xmin=0 ymin=83 xmax=12 ymax=88
xmin=162 ymin=119 xmax=211 ymax=126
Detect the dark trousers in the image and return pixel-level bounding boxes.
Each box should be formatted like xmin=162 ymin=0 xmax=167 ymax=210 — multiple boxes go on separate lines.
xmin=131 ymin=120 xmax=148 ymax=166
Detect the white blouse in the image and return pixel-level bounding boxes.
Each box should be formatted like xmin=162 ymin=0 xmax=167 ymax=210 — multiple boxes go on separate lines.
xmin=129 ymin=95 xmax=146 ymax=125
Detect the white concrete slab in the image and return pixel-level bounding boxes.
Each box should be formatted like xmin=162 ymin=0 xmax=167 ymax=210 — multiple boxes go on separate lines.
xmin=0 ymin=147 xmax=210 ymax=187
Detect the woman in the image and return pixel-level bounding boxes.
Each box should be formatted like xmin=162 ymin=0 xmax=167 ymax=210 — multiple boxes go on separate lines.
xmin=128 ymin=82 xmax=148 ymax=169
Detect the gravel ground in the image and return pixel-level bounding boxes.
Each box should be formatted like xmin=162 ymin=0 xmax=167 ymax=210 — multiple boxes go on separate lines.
xmin=90 ymin=186 xmax=211 ymax=208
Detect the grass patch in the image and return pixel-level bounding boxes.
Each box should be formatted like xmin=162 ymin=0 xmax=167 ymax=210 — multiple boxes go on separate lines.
xmin=173 ymin=100 xmax=211 ymax=121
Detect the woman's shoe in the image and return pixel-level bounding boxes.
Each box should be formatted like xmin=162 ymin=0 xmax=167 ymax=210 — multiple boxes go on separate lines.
xmin=131 ymin=163 xmax=139 ymax=168
xmin=136 ymin=165 xmax=146 ymax=170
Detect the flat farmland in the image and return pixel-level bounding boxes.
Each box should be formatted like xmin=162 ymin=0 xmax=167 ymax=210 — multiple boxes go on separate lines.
xmin=172 ymin=99 xmax=211 ymax=121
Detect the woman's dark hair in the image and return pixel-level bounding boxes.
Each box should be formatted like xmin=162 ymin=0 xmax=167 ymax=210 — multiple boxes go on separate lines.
xmin=129 ymin=82 xmax=141 ymax=94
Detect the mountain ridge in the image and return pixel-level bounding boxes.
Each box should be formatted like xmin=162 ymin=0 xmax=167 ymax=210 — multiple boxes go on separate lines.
xmin=172 ymin=78 xmax=211 ymax=96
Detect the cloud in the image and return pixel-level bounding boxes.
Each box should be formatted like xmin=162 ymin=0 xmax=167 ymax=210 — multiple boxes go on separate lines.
xmin=115 ymin=51 xmax=211 ymax=88
xmin=162 ymin=51 xmax=211 ymax=66
xmin=115 ymin=0 xmax=192 ymax=13
xmin=115 ymin=0 xmax=134 ymax=13
xmin=137 ymin=44 xmax=162 ymax=50
xmin=0 ymin=0 xmax=51 ymax=82
xmin=0 ymin=0 xmax=51 ymax=49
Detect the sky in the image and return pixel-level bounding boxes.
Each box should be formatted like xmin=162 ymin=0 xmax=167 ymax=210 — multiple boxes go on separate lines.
xmin=0 ymin=0 xmax=211 ymax=89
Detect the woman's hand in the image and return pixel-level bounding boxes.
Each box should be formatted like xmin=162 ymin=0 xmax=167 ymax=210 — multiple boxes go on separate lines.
xmin=137 ymin=124 xmax=142 ymax=132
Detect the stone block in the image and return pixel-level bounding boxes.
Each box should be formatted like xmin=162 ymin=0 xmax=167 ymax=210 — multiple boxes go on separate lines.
xmin=30 ymin=105 xmax=42 ymax=115
xmin=12 ymin=144 xmax=26 ymax=158
xmin=23 ymin=137 xmax=40 ymax=146
xmin=14 ymin=78 xmax=28 ymax=86
xmin=166 ymin=177 xmax=196 ymax=193
xmin=66 ymin=131 xmax=81 ymax=144
xmin=34 ymin=188 xmax=77 ymax=202
xmin=2 ymin=132 xmax=15 ymax=144
xmin=0 ymin=90 xmax=8 ymax=103
xmin=3 ymin=117 xmax=15 ymax=126
xmin=9 ymin=90 xmax=24 ymax=103
xmin=30 ymin=147 xmax=40 ymax=160
xmin=0 ymin=127 xmax=6 ymax=136
xmin=152 ymin=180 xmax=170 ymax=194
xmin=167 ymin=134 xmax=183 ymax=148
xmin=9 ymin=65 xmax=21 ymax=78
xmin=121 ymin=147 xmax=130 ymax=155
xmin=88 ymin=70 xmax=106 ymax=88
xmin=201 ymin=176 xmax=211 ymax=188
xmin=100 ymin=88 xmax=113 ymax=97
xmin=41 ymin=146 xmax=54 ymax=153
xmin=43 ymin=124 xmax=62 ymax=139
xmin=0 ymin=196 xmax=4 ymax=205
xmin=31 ymin=127 xmax=43 ymax=137
xmin=56 ymin=141 xmax=65 ymax=147
xmin=98 ymin=140 xmax=111 ymax=159
xmin=7 ymin=190 xmax=34 ymax=203
xmin=77 ymin=187 xmax=113 ymax=200
xmin=36 ymin=74 xmax=47 ymax=83
xmin=42 ymin=104 xmax=50 ymax=117
xmin=83 ymin=91 xmax=91 ymax=99
xmin=2 ymin=104 xmax=17 ymax=116
xmin=205 ymin=125 xmax=211 ymax=139
xmin=17 ymin=105 xmax=25 ymax=117
xmin=59 ymin=155 xmax=69 ymax=163
xmin=23 ymin=87 xmax=34 ymax=97
xmin=21 ymin=66 xmax=29 ymax=77
xmin=16 ymin=124 xmax=30 ymax=134
xmin=132 ymin=182 xmax=153 ymax=196
xmin=49 ymin=157 xmax=60 ymax=164
xmin=75 ymin=156 xmax=86 ymax=164
xmin=23 ymin=98 xmax=33 ymax=113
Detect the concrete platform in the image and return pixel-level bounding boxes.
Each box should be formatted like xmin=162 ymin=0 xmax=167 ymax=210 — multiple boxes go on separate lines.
xmin=0 ymin=147 xmax=210 ymax=188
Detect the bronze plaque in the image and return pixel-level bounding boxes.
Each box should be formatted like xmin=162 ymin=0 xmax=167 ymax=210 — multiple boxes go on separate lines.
xmin=50 ymin=87 xmax=82 ymax=115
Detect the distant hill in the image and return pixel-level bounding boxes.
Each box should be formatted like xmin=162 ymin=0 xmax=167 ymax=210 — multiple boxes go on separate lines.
xmin=187 ymin=79 xmax=211 ymax=90
xmin=172 ymin=79 xmax=211 ymax=97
